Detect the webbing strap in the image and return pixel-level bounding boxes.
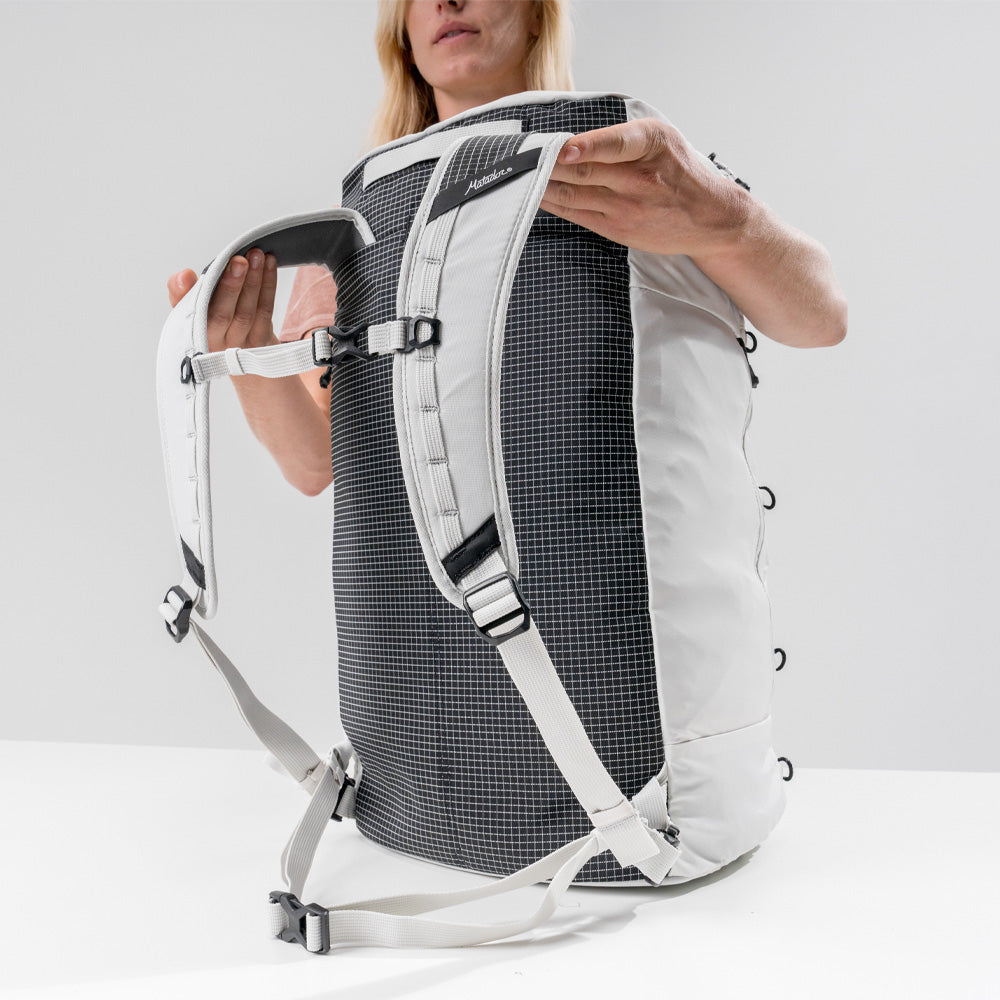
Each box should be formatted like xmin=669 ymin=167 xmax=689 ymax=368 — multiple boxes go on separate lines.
xmin=368 ymin=319 xmax=408 ymax=355
xmin=189 ymin=329 xmax=334 ymax=383
xmin=463 ymin=555 xmax=679 ymax=883
xmin=186 ymin=617 xmax=671 ymax=952
xmin=187 ymin=622 xmax=357 ymax=899
xmin=269 ymin=833 xmax=601 ymax=952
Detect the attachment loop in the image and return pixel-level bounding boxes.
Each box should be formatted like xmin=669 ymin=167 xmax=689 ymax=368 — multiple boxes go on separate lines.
xmin=404 ymin=315 xmax=441 ymax=352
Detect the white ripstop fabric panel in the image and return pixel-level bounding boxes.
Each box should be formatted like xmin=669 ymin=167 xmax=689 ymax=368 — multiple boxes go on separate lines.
xmin=362 ymin=119 xmax=523 ymax=189
xmin=661 ymin=717 xmax=785 ymax=882
xmin=630 ymin=285 xmax=773 ymax=741
xmin=629 ymin=272 xmax=784 ymax=873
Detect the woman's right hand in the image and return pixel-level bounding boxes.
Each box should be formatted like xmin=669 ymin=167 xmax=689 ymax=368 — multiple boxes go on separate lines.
xmin=167 ymin=247 xmax=279 ymax=353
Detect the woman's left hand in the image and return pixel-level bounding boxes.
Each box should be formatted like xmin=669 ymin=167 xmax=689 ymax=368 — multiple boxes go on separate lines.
xmin=539 ymin=117 xmax=848 ymax=348
xmin=539 ymin=117 xmax=749 ymax=259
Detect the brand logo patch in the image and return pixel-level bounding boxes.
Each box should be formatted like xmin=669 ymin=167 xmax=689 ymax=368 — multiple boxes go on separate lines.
xmin=463 ymin=164 xmax=513 ymax=196
xmin=427 ymin=146 xmax=542 ymax=223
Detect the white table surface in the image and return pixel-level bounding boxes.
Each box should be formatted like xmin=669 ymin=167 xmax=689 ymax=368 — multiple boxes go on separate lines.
xmin=1 ymin=740 xmax=997 ymax=1000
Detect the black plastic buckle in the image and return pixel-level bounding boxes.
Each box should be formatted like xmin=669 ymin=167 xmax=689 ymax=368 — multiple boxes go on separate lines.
xmin=330 ymin=774 xmax=356 ymax=822
xmin=462 ymin=573 xmax=531 ymax=647
xmin=314 ymin=326 xmax=370 ymax=388
xmin=404 ymin=315 xmax=441 ymax=352
xmin=162 ymin=585 xmax=193 ymax=643
xmin=270 ymin=891 xmax=331 ymax=954
xmin=179 ymin=352 xmax=203 ymax=385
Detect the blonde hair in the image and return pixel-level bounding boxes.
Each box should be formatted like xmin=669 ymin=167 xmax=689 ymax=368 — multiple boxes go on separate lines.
xmin=368 ymin=0 xmax=574 ymax=150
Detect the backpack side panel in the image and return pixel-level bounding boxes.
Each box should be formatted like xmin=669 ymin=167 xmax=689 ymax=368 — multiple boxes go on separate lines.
xmin=624 ymin=98 xmax=787 ymax=880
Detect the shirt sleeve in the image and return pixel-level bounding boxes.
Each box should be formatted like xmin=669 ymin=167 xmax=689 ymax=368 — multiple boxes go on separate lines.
xmin=278 ymin=264 xmax=339 ymax=342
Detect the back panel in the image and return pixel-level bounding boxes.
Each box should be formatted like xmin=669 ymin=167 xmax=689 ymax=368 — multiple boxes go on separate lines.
xmin=329 ymin=96 xmax=664 ymax=882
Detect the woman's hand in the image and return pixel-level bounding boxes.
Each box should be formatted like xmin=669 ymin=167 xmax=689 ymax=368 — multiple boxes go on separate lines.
xmin=540 ymin=117 xmax=749 ymax=259
xmin=167 ymin=248 xmax=279 ymax=353
xmin=540 ymin=119 xmax=847 ymax=348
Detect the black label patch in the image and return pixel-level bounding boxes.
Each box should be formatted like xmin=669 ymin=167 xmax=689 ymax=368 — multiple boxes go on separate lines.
xmin=427 ymin=146 xmax=542 ymax=223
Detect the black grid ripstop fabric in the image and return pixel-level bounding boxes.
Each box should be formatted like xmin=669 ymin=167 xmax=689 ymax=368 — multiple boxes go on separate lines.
xmin=437 ymin=132 xmax=526 ymax=190
xmin=330 ymin=96 xmax=664 ymax=883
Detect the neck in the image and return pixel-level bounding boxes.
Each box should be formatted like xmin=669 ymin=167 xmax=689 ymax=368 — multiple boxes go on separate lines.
xmin=434 ymin=74 xmax=529 ymax=121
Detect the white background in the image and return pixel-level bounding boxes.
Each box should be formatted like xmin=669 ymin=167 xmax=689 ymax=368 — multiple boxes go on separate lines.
xmin=1 ymin=0 xmax=997 ymax=772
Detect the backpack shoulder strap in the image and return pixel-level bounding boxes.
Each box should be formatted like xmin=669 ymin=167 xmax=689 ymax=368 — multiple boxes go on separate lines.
xmin=370 ymin=130 xmax=680 ymax=886
xmin=156 ymin=209 xmax=374 ymax=639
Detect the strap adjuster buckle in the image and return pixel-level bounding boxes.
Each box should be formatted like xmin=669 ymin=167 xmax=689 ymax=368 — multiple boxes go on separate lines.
xmin=462 ymin=573 xmax=531 ymax=647
xmin=313 ymin=326 xmax=369 ymax=388
xmin=330 ymin=774 xmax=356 ymax=822
xmin=161 ymin=585 xmax=193 ymax=643
xmin=269 ymin=891 xmax=330 ymax=954
xmin=404 ymin=315 xmax=441 ymax=352
xmin=179 ymin=352 xmax=203 ymax=385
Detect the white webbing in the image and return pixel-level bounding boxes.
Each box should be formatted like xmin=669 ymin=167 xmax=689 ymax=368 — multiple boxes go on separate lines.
xmin=185 ymin=617 xmax=673 ymax=951
xmin=187 ymin=621 xmax=359 ymax=898
xmin=185 ymin=617 xmax=612 ymax=951
xmin=270 ymin=833 xmax=602 ymax=951
xmin=190 ymin=330 xmax=331 ymax=383
xmin=190 ymin=622 xmax=325 ymax=785
xmin=464 ymin=558 xmax=679 ymax=885
xmin=368 ymin=320 xmax=408 ymax=355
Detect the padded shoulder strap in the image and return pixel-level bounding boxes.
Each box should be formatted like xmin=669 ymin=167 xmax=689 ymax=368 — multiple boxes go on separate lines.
xmin=156 ymin=209 xmax=374 ymax=637
xmin=380 ymin=131 xmax=565 ymax=606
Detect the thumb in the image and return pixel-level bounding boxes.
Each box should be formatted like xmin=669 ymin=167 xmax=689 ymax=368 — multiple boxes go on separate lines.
xmin=168 ymin=268 xmax=197 ymax=308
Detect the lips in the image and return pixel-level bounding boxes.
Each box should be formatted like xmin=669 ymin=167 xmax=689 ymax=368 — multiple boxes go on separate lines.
xmin=434 ymin=21 xmax=478 ymax=43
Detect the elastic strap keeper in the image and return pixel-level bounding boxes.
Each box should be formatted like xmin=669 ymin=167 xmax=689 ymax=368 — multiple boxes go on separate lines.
xmin=588 ymin=799 xmax=637 ymax=830
xmin=224 ymin=348 xmax=245 ymax=376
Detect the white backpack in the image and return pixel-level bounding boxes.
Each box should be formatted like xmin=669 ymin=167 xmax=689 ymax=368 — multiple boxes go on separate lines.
xmin=157 ymin=91 xmax=789 ymax=953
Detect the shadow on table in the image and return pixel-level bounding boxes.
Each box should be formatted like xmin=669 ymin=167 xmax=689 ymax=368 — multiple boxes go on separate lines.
xmin=291 ymin=850 xmax=757 ymax=1000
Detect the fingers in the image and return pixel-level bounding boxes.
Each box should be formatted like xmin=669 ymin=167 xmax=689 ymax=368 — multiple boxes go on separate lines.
xmin=205 ymin=248 xmax=277 ymax=352
xmin=249 ymin=251 xmax=278 ymax=346
xmin=537 ymin=198 xmax=618 ymax=243
xmin=541 ymin=178 xmax=615 ymax=216
xmin=558 ymin=118 xmax=673 ymax=166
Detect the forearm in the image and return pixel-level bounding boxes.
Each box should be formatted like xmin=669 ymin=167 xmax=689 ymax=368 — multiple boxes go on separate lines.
xmin=230 ymin=360 xmax=333 ymax=496
xmin=692 ymin=193 xmax=848 ymax=349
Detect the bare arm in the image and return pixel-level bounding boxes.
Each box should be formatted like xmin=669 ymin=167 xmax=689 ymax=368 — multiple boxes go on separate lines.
xmin=691 ymin=193 xmax=847 ymax=348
